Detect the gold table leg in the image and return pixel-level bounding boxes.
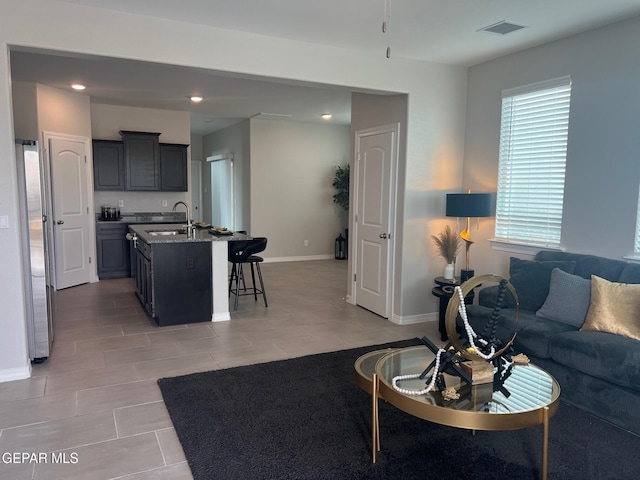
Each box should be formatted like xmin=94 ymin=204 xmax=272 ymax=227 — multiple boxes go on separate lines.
xmin=541 ymin=406 xmax=549 ymax=480
xmin=372 ymin=373 xmax=379 ymax=463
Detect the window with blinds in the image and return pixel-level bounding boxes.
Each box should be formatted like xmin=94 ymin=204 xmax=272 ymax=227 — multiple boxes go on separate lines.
xmin=495 ymin=76 xmax=572 ymax=247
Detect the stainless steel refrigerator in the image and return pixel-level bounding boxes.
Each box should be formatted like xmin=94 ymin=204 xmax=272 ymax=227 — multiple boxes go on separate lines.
xmin=16 ymin=140 xmax=54 ymax=362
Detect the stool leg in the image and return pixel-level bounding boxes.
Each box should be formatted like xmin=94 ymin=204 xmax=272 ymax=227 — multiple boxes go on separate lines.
xmin=228 ymin=263 xmax=236 ymax=296
xmin=250 ymin=262 xmax=258 ymax=301
xmin=255 ymin=262 xmax=268 ymax=307
xmin=234 ymin=264 xmax=241 ymax=311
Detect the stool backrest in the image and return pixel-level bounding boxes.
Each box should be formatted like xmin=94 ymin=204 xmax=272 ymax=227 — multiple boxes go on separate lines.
xmin=228 ymin=237 xmax=267 ymax=263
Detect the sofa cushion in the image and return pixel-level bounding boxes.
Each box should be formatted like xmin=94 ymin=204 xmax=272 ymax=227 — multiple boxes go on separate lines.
xmin=508 ymin=257 xmax=576 ymax=312
xmin=581 ymin=275 xmax=640 ymax=341
xmin=534 ymin=251 xmax=626 ymax=281
xmin=548 ymin=330 xmax=640 ymax=392
xmin=536 ymin=268 xmax=591 ymax=328
xmin=512 ymin=311 xmax=577 ymax=359
xmin=618 ymin=263 xmax=640 ymax=284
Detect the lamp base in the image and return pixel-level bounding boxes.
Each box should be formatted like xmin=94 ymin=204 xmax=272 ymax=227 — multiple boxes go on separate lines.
xmin=460 ymin=269 xmax=474 ymax=283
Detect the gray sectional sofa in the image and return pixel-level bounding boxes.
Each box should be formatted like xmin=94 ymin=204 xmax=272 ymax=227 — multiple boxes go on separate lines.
xmin=466 ymin=251 xmax=640 ymax=436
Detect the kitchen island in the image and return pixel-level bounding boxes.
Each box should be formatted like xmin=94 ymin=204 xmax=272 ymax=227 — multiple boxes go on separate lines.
xmin=128 ymin=224 xmax=250 ymax=326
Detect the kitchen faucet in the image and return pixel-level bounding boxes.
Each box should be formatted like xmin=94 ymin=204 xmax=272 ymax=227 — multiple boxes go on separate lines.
xmin=172 ymin=201 xmax=192 ymax=229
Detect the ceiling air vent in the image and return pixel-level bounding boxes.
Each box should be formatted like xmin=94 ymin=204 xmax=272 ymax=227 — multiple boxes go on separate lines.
xmin=478 ymin=20 xmax=526 ymax=36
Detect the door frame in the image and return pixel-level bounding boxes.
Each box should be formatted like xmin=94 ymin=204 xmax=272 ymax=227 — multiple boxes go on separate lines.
xmin=350 ymin=123 xmax=400 ymax=318
xmin=42 ymin=131 xmax=97 ymax=289
xmin=190 ymin=160 xmax=203 ymax=223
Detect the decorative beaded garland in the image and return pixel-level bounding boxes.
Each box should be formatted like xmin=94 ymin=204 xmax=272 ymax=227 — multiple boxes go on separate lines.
xmin=391 ymin=285 xmax=498 ymax=396
xmin=455 ymin=286 xmax=496 ymax=360
xmin=391 ymin=347 xmax=447 ymax=395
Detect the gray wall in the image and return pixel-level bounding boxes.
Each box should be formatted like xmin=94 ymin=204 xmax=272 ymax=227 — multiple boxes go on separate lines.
xmin=249 ymin=119 xmax=351 ymax=260
xmin=463 ymin=15 xmax=640 ymax=277
xmin=202 ymin=120 xmax=251 ymax=232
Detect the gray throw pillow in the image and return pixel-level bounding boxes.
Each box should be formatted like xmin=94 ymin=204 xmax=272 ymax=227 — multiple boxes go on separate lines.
xmin=509 ymin=257 xmax=576 ymax=311
xmin=536 ymin=268 xmax=591 ymax=328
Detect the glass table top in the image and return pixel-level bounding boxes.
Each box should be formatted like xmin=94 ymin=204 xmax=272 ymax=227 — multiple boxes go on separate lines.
xmin=369 ymin=345 xmax=560 ymax=415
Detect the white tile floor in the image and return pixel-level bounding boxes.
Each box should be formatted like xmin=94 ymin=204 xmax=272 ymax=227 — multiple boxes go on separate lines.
xmin=0 ymin=260 xmax=439 ymax=479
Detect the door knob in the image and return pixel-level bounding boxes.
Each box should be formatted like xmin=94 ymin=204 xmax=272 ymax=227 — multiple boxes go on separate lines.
xmin=57 ymin=220 xmax=64 ymax=225
xmin=379 ymin=233 xmax=387 ymax=239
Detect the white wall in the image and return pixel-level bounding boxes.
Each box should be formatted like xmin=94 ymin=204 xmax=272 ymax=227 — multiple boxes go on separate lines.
xmin=0 ymin=0 xmax=467 ymax=379
xmin=250 ymin=119 xmax=350 ymax=260
xmin=91 ymin=104 xmax=191 ymax=213
xmin=463 ymin=15 xmax=640 ymax=278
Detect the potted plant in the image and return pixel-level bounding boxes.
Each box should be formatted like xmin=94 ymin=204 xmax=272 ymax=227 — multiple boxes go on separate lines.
xmin=333 ymin=165 xmax=350 ymax=258
xmin=332 ymin=165 xmax=349 ymax=211
xmin=432 ymin=225 xmax=461 ymax=280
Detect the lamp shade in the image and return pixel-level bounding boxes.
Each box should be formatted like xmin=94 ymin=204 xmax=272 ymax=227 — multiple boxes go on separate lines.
xmin=446 ymin=193 xmax=493 ymax=218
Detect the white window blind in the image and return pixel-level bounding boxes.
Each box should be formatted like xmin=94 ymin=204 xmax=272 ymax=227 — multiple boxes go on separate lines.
xmin=495 ymin=76 xmax=572 ymax=247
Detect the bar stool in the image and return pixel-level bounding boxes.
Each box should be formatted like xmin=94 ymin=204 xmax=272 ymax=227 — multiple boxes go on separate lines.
xmin=228 ymin=237 xmax=268 ymax=311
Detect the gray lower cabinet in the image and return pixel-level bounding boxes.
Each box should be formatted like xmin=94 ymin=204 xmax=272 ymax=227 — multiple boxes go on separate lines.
xmin=135 ymin=241 xmax=212 ymax=326
xmin=96 ymin=223 xmax=130 ymax=279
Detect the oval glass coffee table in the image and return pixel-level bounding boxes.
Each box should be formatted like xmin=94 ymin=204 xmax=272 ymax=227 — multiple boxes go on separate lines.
xmin=355 ymin=345 xmax=561 ymax=480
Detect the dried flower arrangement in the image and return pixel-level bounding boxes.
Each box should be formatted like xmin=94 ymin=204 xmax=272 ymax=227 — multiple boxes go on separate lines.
xmin=432 ymin=225 xmax=461 ymax=264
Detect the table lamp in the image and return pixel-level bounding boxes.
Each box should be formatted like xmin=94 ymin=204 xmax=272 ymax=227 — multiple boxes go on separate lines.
xmin=446 ymin=191 xmax=493 ymax=282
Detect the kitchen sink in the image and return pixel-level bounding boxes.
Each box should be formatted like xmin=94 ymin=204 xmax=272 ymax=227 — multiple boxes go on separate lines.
xmin=146 ymin=229 xmax=187 ymax=236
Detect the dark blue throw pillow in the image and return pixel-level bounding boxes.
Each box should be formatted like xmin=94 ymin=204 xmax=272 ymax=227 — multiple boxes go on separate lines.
xmin=509 ymin=257 xmax=576 ymax=312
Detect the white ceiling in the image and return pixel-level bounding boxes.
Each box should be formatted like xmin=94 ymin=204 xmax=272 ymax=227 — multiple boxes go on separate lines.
xmin=10 ymin=0 xmax=640 ymax=135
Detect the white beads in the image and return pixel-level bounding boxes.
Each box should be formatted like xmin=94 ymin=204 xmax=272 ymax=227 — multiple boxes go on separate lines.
xmin=391 ymin=348 xmax=446 ymax=395
xmin=455 ymin=286 xmax=495 ymax=360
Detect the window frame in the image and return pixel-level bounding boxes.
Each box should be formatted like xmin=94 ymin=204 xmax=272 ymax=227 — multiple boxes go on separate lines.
xmin=492 ymin=76 xmax=572 ymax=251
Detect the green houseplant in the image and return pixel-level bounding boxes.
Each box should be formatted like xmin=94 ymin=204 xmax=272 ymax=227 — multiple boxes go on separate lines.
xmin=332 ymin=165 xmax=350 ymax=210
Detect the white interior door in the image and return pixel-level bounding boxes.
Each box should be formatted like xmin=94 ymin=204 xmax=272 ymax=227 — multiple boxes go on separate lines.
xmin=354 ymin=125 xmax=398 ymax=318
xmin=48 ymin=135 xmax=91 ymax=290
xmin=190 ymin=161 xmax=203 ymax=223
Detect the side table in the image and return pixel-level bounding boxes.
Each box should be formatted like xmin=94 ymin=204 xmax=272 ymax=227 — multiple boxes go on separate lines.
xmin=432 ymin=276 xmax=474 ymax=341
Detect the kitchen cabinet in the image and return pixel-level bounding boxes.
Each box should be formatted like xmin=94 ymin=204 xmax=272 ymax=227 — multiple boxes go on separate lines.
xmin=92 ymin=133 xmax=189 ymax=192
xmin=93 ymin=140 xmax=125 ymax=190
xmin=121 ymin=131 xmax=161 ymax=191
xmin=160 ymin=143 xmax=188 ymax=191
xmin=96 ymin=222 xmax=130 ymax=279
xmin=135 ymin=241 xmax=152 ymax=313
xmin=133 ymin=238 xmax=212 ymax=326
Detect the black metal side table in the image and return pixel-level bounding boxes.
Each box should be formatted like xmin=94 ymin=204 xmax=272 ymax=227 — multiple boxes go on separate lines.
xmin=431 ymin=276 xmax=474 ymax=341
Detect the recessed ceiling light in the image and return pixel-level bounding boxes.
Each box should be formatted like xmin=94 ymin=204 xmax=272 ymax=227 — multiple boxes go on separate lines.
xmin=190 ymin=96 xmax=203 ymax=103
xmin=71 ymin=84 xmax=86 ymax=91
xmin=321 ymin=113 xmax=332 ymax=120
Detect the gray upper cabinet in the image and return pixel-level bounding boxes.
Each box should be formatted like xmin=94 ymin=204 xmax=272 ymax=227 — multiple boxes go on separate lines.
xmin=160 ymin=143 xmax=189 ymax=191
xmin=92 ymin=132 xmax=189 ymax=192
xmin=93 ymin=140 xmax=125 ymax=190
xmin=121 ymin=131 xmax=161 ymax=191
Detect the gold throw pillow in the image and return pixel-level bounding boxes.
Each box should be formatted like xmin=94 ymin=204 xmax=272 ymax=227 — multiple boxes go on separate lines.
xmin=581 ymin=275 xmax=640 ymax=341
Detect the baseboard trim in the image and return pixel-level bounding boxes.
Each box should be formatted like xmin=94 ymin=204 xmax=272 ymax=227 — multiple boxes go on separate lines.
xmin=0 ymin=364 xmax=31 ymax=383
xmin=211 ymin=312 xmax=231 ymax=322
xmin=389 ymin=312 xmax=438 ymax=325
xmin=263 ymin=255 xmax=335 ymax=263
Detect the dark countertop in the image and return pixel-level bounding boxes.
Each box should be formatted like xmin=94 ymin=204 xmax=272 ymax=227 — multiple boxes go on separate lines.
xmin=128 ymin=223 xmax=250 ymax=244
